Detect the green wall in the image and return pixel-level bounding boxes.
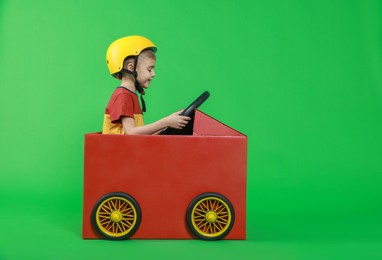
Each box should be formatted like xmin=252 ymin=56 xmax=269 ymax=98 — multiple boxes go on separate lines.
xmin=0 ymin=0 xmax=381 ymax=259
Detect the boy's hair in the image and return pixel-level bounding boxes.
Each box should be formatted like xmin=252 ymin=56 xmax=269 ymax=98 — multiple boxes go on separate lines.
xmin=123 ymin=49 xmax=156 ymax=71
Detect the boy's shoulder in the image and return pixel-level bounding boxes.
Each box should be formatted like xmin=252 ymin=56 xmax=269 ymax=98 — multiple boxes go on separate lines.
xmin=105 ymin=87 xmax=142 ymax=114
xmin=107 ymin=87 xmax=138 ymax=107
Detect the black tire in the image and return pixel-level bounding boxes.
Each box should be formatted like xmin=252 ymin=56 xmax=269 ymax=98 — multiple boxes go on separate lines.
xmin=186 ymin=192 xmax=235 ymax=240
xmin=91 ymin=192 xmax=141 ymax=240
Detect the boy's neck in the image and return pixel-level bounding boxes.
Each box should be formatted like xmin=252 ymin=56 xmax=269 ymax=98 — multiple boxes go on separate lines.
xmin=120 ymin=77 xmax=136 ymax=93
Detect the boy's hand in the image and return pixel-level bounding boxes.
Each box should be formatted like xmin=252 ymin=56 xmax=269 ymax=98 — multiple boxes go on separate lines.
xmin=164 ymin=110 xmax=191 ymax=129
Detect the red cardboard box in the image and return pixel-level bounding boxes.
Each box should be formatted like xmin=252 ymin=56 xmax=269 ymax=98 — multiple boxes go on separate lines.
xmin=82 ymin=110 xmax=247 ymax=240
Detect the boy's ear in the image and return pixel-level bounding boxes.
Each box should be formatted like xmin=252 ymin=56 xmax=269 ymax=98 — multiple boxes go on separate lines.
xmin=125 ymin=62 xmax=135 ymax=72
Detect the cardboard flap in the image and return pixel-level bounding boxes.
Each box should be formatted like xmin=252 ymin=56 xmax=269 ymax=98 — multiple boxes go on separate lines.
xmin=193 ymin=110 xmax=245 ymax=137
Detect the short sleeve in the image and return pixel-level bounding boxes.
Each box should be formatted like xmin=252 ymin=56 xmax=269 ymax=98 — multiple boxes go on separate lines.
xmin=108 ymin=93 xmax=134 ymax=122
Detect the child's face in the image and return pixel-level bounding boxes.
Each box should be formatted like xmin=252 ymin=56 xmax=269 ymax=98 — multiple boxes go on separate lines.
xmin=136 ymin=57 xmax=156 ymax=89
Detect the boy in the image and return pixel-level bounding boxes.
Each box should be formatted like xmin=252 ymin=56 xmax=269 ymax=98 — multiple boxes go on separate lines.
xmin=102 ymin=35 xmax=190 ymax=135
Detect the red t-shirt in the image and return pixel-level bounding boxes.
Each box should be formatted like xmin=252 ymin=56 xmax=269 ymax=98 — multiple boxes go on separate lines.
xmin=102 ymin=87 xmax=144 ymax=134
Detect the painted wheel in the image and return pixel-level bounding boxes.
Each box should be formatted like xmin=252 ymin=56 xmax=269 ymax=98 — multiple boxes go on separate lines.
xmin=186 ymin=193 xmax=235 ymax=240
xmin=92 ymin=192 xmax=141 ymax=240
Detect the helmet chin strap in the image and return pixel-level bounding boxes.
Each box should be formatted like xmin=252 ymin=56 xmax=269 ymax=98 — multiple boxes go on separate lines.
xmin=121 ymin=56 xmax=146 ymax=112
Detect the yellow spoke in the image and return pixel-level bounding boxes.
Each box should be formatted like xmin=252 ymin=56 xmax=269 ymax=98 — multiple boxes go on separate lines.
xmin=196 ymin=219 xmax=207 ymax=227
xmin=101 ymin=204 xmax=112 ymax=213
xmin=106 ymin=222 xmax=111 ymax=231
xmin=211 ymin=200 xmax=217 ymax=210
xmin=119 ymin=200 xmax=125 ymax=210
xmin=204 ymin=223 xmax=209 ymax=233
xmin=217 ymin=217 xmax=228 ymax=223
xmin=197 ymin=220 xmax=208 ymax=229
xmin=113 ymin=200 xmax=119 ymax=210
xmin=106 ymin=201 xmax=112 ymax=211
xmin=217 ymin=207 xmax=227 ymax=215
xmin=208 ymin=223 xmax=213 ymax=234
xmin=193 ymin=211 xmax=205 ymax=217
xmin=208 ymin=199 xmax=215 ymax=210
xmin=121 ymin=223 xmax=128 ymax=232
xmin=195 ymin=207 xmax=207 ymax=214
xmin=107 ymin=201 xmax=114 ymax=212
xmin=212 ymin=222 xmax=218 ymax=232
xmin=121 ymin=208 xmax=133 ymax=214
xmin=119 ymin=201 xmax=127 ymax=210
xmin=110 ymin=200 xmax=117 ymax=211
xmin=121 ymin=211 xmax=133 ymax=217
xmin=213 ymin=222 xmax=221 ymax=232
xmin=100 ymin=218 xmax=111 ymax=225
xmin=216 ymin=221 xmax=223 ymax=230
xmin=194 ymin=220 xmax=204 ymax=225
xmin=216 ymin=219 xmax=228 ymax=225
xmin=124 ymin=219 xmax=133 ymax=226
xmin=218 ymin=216 xmax=228 ymax=222
xmin=210 ymin=223 xmax=214 ymax=234
xmin=99 ymin=215 xmax=110 ymax=221
xmin=215 ymin=204 xmax=224 ymax=212
xmin=205 ymin=201 xmax=212 ymax=210
xmin=99 ymin=217 xmax=110 ymax=223
xmin=115 ymin=223 xmax=120 ymax=233
xmin=104 ymin=220 xmax=113 ymax=230
xmin=121 ymin=221 xmax=131 ymax=229
xmin=116 ymin=223 xmax=123 ymax=233
xmin=194 ymin=215 xmax=205 ymax=220
xmin=207 ymin=223 xmax=212 ymax=233
xmin=200 ymin=202 xmax=209 ymax=211
xmin=123 ymin=213 xmax=135 ymax=218
xmin=119 ymin=223 xmax=127 ymax=232
xmin=205 ymin=200 xmax=211 ymax=211
xmin=211 ymin=223 xmax=217 ymax=234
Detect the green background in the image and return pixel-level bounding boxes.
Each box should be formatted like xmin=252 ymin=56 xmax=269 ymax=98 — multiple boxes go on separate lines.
xmin=1 ymin=0 xmax=381 ymax=259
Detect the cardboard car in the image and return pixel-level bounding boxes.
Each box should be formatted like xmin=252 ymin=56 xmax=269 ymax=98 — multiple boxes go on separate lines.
xmin=82 ymin=109 xmax=247 ymax=240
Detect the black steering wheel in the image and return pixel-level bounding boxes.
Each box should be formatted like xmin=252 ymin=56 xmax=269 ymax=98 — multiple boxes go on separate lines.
xmin=159 ymin=91 xmax=210 ymax=135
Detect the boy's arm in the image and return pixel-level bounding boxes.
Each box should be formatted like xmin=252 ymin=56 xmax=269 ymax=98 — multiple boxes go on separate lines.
xmin=121 ymin=111 xmax=191 ymax=135
xmin=121 ymin=117 xmax=166 ymax=135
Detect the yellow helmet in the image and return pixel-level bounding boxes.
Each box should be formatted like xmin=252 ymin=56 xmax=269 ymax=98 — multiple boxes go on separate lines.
xmin=106 ymin=35 xmax=157 ymax=78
